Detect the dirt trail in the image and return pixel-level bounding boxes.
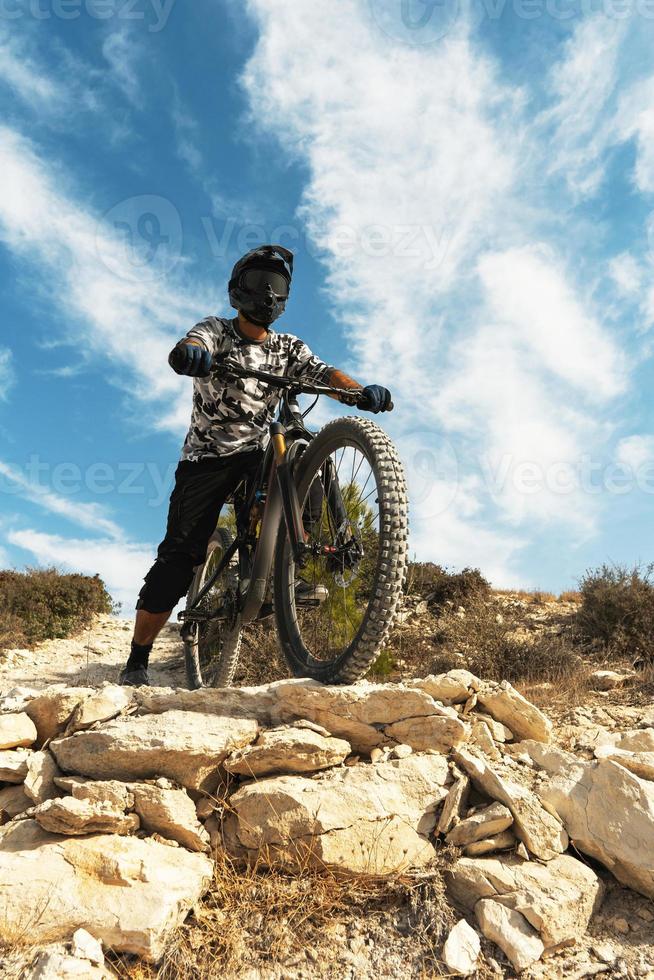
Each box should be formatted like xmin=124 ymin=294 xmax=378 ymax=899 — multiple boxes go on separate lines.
xmin=0 ymin=616 xmax=187 ymax=693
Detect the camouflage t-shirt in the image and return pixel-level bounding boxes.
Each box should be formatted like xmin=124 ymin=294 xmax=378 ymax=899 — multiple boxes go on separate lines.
xmin=180 ymin=317 xmax=335 ymax=461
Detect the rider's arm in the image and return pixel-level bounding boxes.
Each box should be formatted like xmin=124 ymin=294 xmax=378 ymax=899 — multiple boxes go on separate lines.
xmin=326 ymin=368 xmax=362 ymax=402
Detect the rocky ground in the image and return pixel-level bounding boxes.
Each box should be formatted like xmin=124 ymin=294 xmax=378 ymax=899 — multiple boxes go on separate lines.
xmin=0 ymin=597 xmax=653 ymax=979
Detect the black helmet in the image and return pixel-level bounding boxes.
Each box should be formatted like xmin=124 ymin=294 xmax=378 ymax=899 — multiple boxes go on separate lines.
xmin=228 ymin=245 xmax=294 ymax=327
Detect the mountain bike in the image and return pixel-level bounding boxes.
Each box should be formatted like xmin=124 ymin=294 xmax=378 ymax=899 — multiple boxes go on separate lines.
xmin=179 ymin=359 xmax=409 ymax=689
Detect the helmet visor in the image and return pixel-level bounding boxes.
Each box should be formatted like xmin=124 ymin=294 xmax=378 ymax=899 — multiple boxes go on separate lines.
xmin=241 ymin=269 xmax=289 ymax=298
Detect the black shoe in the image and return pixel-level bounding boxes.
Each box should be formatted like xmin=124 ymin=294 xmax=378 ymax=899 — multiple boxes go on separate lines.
xmin=119 ymin=666 xmax=150 ymax=687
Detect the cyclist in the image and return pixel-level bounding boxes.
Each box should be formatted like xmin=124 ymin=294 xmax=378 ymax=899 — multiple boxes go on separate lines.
xmin=119 ymin=245 xmax=393 ymax=686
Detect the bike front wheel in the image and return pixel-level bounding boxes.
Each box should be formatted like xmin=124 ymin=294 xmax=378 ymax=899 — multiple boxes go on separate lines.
xmin=273 ymin=416 xmax=409 ymax=684
xmin=184 ymin=528 xmax=242 ymax=689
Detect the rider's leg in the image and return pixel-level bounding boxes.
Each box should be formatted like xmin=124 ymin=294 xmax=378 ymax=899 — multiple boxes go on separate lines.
xmin=120 ymin=451 xmax=262 ymax=685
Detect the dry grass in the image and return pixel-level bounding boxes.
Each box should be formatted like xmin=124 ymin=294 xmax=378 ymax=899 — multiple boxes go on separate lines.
xmin=493 ymin=588 xmax=557 ymax=603
xmin=558 ymin=590 xmax=582 ymax=603
xmin=109 ymin=850 xmax=456 ymax=980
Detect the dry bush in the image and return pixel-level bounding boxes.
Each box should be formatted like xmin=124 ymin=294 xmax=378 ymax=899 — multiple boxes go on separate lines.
xmin=110 ymin=851 xmax=455 ymax=980
xmin=406 ymin=563 xmax=490 ymax=610
xmin=0 ymin=568 xmax=113 ymax=652
xmin=575 ymin=562 xmax=654 ymax=664
xmin=419 ymin=598 xmax=581 ymax=684
xmin=558 ymin=590 xmax=581 ymax=603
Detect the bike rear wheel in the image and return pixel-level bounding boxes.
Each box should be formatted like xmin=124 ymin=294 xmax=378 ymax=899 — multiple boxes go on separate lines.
xmin=184 ymin=528 xmax=242 ymax=689
xmin=273 ymin=416 xmax=408 ymax=683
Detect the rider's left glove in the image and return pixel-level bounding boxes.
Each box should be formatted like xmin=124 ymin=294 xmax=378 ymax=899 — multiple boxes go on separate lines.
xmin=169 ymin=342 xmax=212 ymax=378
xmin=359 ymin=384 xmax=393 ymax=414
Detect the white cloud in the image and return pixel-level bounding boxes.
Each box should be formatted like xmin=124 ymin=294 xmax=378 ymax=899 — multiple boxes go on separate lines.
xmin=8 ymin=528 xmax=152 ymax=612
xmin=0 ymin=29 xmax=61 ymax=107
xmin=0 ymin=348 xmax=14 ymax=400
xmin=615 ymin=75 xmax=654 ymax=194
xmin=609 ymin=252 xmax=644 ymax=298
xmin=616 ymin=434 xmax=654 ymax=471
xmin=0 ymin=125 xmax=210 ymax=435
xmin=0 ymin=460 xmax=123 ymax=540
xmin=102 ymin=29 xmax=143 ymax=107
xmin=540 ymin=18 xmax=627 ymax=197
xmin=477 ymin=246 xmax=625 ymax=401
xmin=239 ymin=1 xmax=627 ymax=579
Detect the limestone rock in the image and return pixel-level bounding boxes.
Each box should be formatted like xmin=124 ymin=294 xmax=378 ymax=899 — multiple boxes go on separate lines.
xmin=71 ymin=927 xmax=104 ymax=965
xmin=0 ymin=686 xmax=38 ymax=714
xmin=0 ymin=784 xmax=33 ymax=821
xmin=132 ymin=783 xmax=210 ymax=852
xmin=463 ymin=830 xmax=516 ymax=856
xmin=274 ymin=679 xmax=447 ymax=752
xmin=134 ymin=683 xmax=277 ymax=723
xmin=593 ymin=746 xmax=654 ymax=780
xmin=470 ymin=722 xmax=502 ymax=761
xmin=442 ymin=918 xmax=480 ymax=976
xmin=475 ymin=898 xmax=544 ymax=972
xmin=51 ymin=710 xmax=258 ymax=793
xmin=447 ymin=854 xmax=604 ymax=948
xmin=0 ymin=712 xmax=37 ymax=749
xmin=595 ymin=728 xmax=654 ymax=753
xmin=224 ymin=725 xmax=350 ymax=777
xmin=524 ymin=741 xmax=654 ymax=898
xmin=32 ymin=797 xmax=139 ymax=836
xmin=452 ymin=748 xmax=568 ymax=861
xmin=24 ymin=949 xmax=110 ymax=978
xmin=228 ymin=755 xmax=449 ymax=873
xmin=25 ymin=688 xmax=94 ymax=744
xmin=411 ymin=669 xmax=480 ymax=704
xmin=24 ymin=751 xmax=61 ymax=804
xmin=437 ymin=776 xmax=470 ymax=835
xmin=474 ymin=713 xmax=514 ymax=743
xmin=446 ymin=803 xmax=513 ymax=846
xmin=385 ymin=714 xmax=469 ymax=753
xmin=67 ymin=685 xmax=131 ymax=732
xmin=0 ymin=748 xmax=32 ymax=782
xmin=71 ymin=780 xmax=135 ymax=810
xmin=0 ymin=819 xmax=212 ymax=961
xmin=590 ymin=670 xmax=634 ymax=691
xmin=477 ymin=682 xmax=552 ymax=743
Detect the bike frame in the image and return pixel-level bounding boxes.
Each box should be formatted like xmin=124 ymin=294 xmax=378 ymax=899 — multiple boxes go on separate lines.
xmin=179 ymin=364 xmax=361 ymax=631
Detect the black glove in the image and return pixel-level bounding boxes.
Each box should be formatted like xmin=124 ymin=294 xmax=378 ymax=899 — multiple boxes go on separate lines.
xmin=359 ymin=384 xmax=393 ymax=414
xmin=169 ymin=342 xmax=212 ymax=378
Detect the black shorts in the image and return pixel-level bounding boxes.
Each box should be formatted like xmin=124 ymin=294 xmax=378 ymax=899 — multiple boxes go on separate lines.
xmin=137 ymin=450 xmax=263 ymax=614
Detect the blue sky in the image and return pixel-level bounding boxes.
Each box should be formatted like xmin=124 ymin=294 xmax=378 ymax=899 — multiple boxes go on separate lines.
xmin=1 ymin=0 xmax=654 ymax=608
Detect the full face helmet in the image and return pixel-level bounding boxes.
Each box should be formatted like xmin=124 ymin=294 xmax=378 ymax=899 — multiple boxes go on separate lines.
xmin=228 ymin=245 xmax=294 ymax=327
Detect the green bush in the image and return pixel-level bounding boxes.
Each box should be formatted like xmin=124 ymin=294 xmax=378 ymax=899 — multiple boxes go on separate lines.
xmin=405 ymin=562 xmax=491 ymax=610
xmin=576 ymin=562 xmax=654 ymax=663
xmin=0 ymin=568 xmax=113 ymax=650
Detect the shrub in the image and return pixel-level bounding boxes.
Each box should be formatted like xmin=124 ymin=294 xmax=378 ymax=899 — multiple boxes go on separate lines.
xmin=576 ymin=562 xmax=654 ymax=663
xmin=412 ymin=597 xmax=579 ymax=683
xmin=405 ymin=562 xmax=490 ymax=610
xmin=0 ymin=568 xmax=113 ymax=650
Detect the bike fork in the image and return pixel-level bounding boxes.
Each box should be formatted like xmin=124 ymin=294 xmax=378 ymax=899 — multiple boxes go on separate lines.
xmin=271 ymin=422 xmax=309 ymax=565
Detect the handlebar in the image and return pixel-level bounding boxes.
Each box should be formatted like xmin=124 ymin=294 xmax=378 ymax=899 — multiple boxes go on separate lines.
xmin=210 ymin=358 xmax=394 ymax=412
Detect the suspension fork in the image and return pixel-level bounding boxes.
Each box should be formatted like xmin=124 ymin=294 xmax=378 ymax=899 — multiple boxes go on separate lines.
xmin=271 ymin=422 xmax=309 ymax=565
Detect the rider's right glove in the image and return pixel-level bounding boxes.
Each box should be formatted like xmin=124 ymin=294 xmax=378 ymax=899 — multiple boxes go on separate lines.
xmin=168 ymin=342 xmax=212 ymax=378
xmin=359 ymin=384 xmax=393 ymax=414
